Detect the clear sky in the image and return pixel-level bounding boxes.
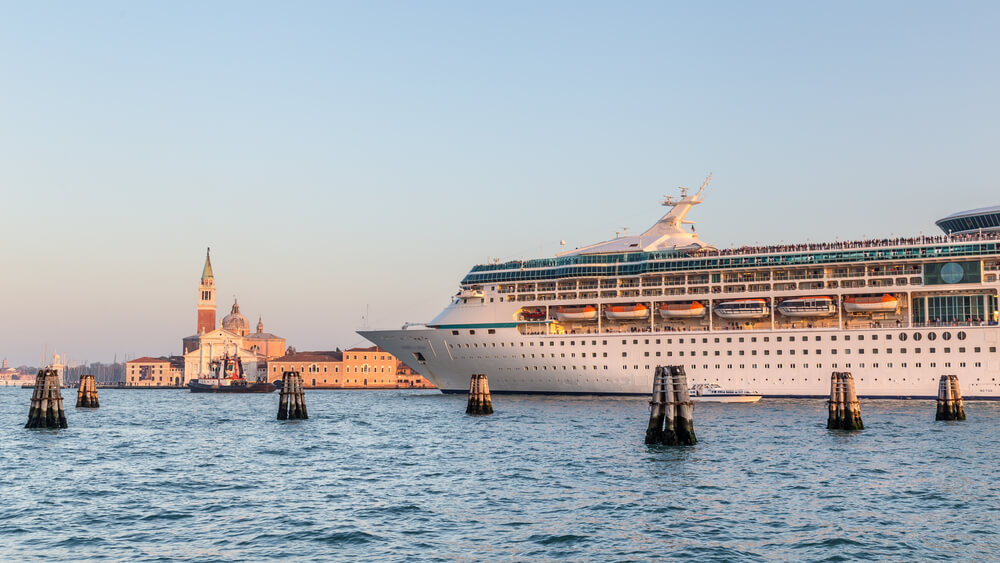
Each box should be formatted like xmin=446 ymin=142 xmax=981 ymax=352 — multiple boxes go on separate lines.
xmin=2 ymin=1 xmax=998 ymax=366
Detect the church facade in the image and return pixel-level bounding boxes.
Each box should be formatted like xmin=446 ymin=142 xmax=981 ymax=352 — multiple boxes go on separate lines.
xmin=181 ymin=249 xmax=286 ymax=383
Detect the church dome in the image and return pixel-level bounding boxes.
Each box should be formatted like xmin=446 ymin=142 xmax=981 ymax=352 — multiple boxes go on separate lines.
xmin=222 ymin=299 xmax=251 ymax=336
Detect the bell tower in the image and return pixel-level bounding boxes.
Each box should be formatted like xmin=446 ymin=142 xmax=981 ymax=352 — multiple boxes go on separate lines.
xmin=197 ymin=248 xmax=216 ymax=334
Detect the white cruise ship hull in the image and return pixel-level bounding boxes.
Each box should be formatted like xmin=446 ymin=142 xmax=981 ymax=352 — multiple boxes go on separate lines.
xmin=360 ymin=325 xmax=1000 ymax=399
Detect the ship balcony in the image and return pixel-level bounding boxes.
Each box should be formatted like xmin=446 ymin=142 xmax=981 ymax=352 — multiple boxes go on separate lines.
xmin=642 ymin=289 xmax=663 ymax=297
xmin=516 ymin=294 xmax=536 ymax=302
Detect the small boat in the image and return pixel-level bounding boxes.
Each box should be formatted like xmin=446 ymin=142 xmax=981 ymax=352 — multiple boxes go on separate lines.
xmin=844 ymin=294 xmax=898 ymax=313
xmin=555 ymin=305 xmax=598 ymax=321
xmin=777 ymin=296 xmax=837 ymax=317
xmin=689 ymin=383 xmax=761 ymax=403
xmin=714 ymin=299 xmax=770 ymax=319
xmin=658 ymin=301 xmax=706 ymax=318
xmin=605 ymin=303 xmax=649 ymax=320
xmin=188 ymin=353 xmax=275 ymax=393
xmin=520 ymin=308 xmax=546 ymax=321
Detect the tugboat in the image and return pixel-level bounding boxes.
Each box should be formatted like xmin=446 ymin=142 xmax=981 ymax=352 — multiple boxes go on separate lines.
xmin=188 ymin=353 xmax=275 ymax=393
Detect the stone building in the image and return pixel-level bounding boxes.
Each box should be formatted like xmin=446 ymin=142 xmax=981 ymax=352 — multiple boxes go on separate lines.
xmin=268 ymin=346 xmax=404 ymax=388
xmin=180 ymin=249 xmax=286 ymax=383
xmin=126 ymin=356 xmax=184 ymax=387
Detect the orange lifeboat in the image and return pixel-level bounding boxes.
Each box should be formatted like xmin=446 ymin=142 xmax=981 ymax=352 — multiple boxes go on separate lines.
xmin=605 ymin=303 xmax=650 ymax=320
xmin=658 ymin=302 xmax=706 ymax=319
xmin=555 ymin=306 xmax=598 ymax=321
xmin=844 ymin=294 xmax=898 ymax=313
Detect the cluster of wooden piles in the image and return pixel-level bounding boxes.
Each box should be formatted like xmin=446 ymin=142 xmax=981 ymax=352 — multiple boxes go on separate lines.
xmin=827 ymin=372 xmax=864 ymax=430
xmin=25 ymin=369 xmax=68 ymax=429
xmin=935 ymin=374 xmax=966 ymax=421
xmin=466 ymin=374 xmax=493 ymax=415
xmin=645 ymin=365 xmax=697 ymax=445
xmin=277 ymin=371 xmax=308 ymax=420
xmin=76 ymin=374 xmax=100 ymax=408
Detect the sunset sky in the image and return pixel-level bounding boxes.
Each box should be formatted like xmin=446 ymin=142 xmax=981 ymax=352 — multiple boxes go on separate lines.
xmin=2 ymin=1 xmax=998 ymax=365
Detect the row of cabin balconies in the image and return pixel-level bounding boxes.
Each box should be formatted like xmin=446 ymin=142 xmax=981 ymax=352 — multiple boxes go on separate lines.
xmin=498 ymin=269 xmax=930 ymax=294
xmin=503 ymin=276 xmax=970 ymax=303
xmin=491 ymin=258 xmax=1000 ymax=294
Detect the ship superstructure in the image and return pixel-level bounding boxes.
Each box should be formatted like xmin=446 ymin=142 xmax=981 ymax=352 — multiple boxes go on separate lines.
xmin=361 ymin=178 xmax=1000 ymax=398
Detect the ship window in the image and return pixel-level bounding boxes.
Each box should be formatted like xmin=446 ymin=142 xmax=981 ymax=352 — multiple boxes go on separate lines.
xmin=831 ymin=336 xmax=837 ymax=341
xmin=751 ymin=337 xmax=757 ymax=343
xmin=560 ymin=341 xmax=564 ymax=346
xmin=913 ymin=332 xmax=922 ymax=341
xmin=942 ymin=332 xmax=951 ymax=341
xmin=958 ymin=332 xmax=967 ymax=340
xmin=945 ymin=348 xmax=951 ymax=353
xmin=622 ymin=340 xmax=627 ymax=345
xmin=634 ymin=340 xmax=639 ymax=345
xmin=899 ymin=333 xmax=908 ymax=341
xmin=763 ymin=337 xmax=769 ymax=343
xmin=703 ymin=338 xmax=708 ymax=344
xmin=845 ymin=335 xmax=851 ymax=341
xmin=992 ymin=347 xmax=997 ymax=353
xmin=916 ymin=348 xmax=921 ymax=353
xmin=815 ymin=336 xmax=821 ymax=341
xmin=452 ymin=330 xmax=459 ymax=335
xmin=488 ymin=329 xmax=495 ymax=335
xmin=739 ymin=337 xmax=745 ymax=343
xmin=776 ymin=337 xmax=782 ymax=342
xmin=960 ymin=347 xmax=966 ymax=353
xmin=469 ymin=330 xmax=475 ymax=335
xmin=928 ymin=332 xmax=937 ymax=341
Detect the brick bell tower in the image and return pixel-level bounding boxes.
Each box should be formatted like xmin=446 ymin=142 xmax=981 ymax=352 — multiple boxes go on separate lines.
xmin=197 ymin=248 xmax=216 ymax=334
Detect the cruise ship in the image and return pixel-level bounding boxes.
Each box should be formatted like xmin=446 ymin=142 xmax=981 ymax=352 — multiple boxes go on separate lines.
xmin=360 ymin=177 xmax=1000 ymax=399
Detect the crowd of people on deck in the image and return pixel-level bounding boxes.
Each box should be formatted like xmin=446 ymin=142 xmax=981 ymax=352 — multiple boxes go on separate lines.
xmin=699 ymin=230 xmax=1000 ymax=258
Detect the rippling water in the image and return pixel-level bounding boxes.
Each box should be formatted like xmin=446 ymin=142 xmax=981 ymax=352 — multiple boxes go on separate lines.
xmin=1 ymin=388 xmax=997 ymax=561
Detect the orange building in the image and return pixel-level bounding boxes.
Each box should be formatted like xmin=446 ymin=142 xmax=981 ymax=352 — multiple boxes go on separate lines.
xmin=395 ymin=361 xmax=435 ymax=389
xmin=268 ymin=346 xmax=416 ymax=389
xmin=126 ymin=357 xmax=184 ymax=387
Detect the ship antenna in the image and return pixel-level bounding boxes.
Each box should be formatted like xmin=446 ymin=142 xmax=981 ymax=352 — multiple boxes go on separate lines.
xmin=696 ymin=173 xmax=712 ymax=198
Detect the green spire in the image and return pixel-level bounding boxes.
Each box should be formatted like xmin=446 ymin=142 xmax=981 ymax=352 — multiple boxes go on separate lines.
xmin=202 ymin=247 xmax=214 ymax=280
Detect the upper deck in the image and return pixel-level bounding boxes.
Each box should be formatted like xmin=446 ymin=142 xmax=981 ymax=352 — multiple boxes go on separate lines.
xmin=462 ymin=232 xmax=1000 ymax=285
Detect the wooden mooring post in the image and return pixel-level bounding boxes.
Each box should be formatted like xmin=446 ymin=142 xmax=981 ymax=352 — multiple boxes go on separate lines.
xmin=645 ymin=365 xmax=696 ymax=445
xmin=277 ymin=371 xmax=308 ymax=420
xmin=466 ymin=374 xmax=493 ymax=415
xmin=827 ymin=372 xmax=863 ymax=430
xmin=76 ymin=374 xmax=99 ymax=408
xmin=935 ymin=375 xmax=966 ymax=421
xmin=25 ymin=369 xmax=68 ymax=429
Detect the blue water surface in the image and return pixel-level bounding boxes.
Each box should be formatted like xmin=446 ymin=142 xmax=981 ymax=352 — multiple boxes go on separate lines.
xmin=0 ymin=389 xmax=997 ymax=561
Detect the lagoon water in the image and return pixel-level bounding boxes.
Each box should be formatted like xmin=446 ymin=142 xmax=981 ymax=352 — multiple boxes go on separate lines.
xmin=1 ymin=388 xmax=997 ymax=561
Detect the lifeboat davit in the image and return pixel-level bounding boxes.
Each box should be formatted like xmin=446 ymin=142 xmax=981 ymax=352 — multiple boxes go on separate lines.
xmin=777 ymin=296 xmax=837 ymax=317
xmin=555 ymin=306 xmax=598 ymax=321
xmin=844 ymin=294 xmax=898 ymax=313
xmin=658 ymin=302 xmax=706 ymax=319
xmin=605 ymin=304 xmax=649 ymax=320
xmin=714 ymin=299 xmax=770 ymax=319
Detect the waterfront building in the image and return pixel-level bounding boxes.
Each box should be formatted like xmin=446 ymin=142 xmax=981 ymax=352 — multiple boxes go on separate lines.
xmin=268 ymin=346 xmax=408 ymax=388
xmin=0 ymin=358 xmax=32 ymax=387
xmin=395 ymin=361 xmax=436 ymax=389
xmin=179 ymin=250 xmax=286 ymax=383
xmin=126 ymin=356 xmax=184 ymax=387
